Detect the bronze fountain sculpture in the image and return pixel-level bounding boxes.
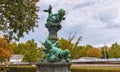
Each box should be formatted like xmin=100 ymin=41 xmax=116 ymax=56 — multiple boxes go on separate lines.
xmin=43 ymin=5 xmax=71 ymax=62
xmin=36 ymin=5 xmax=71 ymax=72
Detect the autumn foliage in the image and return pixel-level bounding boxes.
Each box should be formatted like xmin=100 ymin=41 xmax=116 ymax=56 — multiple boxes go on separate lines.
xmin=87 ymin=48 xmax=102 ymax=58
xmin=0 ymin=38 xmax=13 ymax=61
xmin=59 ymin=34 xmax=82 ymax=59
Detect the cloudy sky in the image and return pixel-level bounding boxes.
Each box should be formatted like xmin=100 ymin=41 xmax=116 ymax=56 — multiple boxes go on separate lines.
xmin=20 ymin=0 xmax=120 ymax=47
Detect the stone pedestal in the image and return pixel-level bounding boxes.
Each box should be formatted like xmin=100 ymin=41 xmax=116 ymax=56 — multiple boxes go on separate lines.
xmin=36 ymin=62 xmax=71 ymax=72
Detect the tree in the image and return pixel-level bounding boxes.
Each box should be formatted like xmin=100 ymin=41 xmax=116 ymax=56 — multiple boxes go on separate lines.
xmin=0 ymin=37 xmax=13 ymax=61
xmin=77 ymin=45 xmax=90 ymax=58
xmin=0 ymin=0 xmax=39 ymax=41
xmin=101 ymin=45 xmax=109 ymax=58
xmin=59 ymin=34 xmax=82 ymax=59
xmin=12 ymin=42 xmax=25 ymax=54
xmin=108 ymin=42 xmax=120 ymax=58
xmin=87 ymin=48 xmax=102 ymax=58
xmin=76 ymin=44 xmax=93 ymax=58
xmin=85 ymin=44 xmax=93 ymax=50
xmin=13 ymin=39 xmax=42 ymax=63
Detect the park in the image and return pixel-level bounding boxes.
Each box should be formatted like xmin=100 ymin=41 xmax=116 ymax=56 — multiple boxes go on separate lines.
xmin=1 ymin=0 xmax=120 ymax=72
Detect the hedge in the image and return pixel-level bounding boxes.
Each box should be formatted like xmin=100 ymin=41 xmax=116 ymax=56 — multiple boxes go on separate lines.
xmin=70 ymin=66 xmax=120 ymax=72
xmin=1 ymin=65 xmax=120 ymax=72
xmin=0 ymin=66 xmax=36 ymax=72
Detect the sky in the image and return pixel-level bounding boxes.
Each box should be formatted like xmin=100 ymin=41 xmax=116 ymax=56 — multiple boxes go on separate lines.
xmin=20 ymin=0 xmax=120 ymax=47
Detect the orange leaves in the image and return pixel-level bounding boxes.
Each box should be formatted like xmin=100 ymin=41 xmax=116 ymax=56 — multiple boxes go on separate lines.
xmin=0 ymin=38 xmax=13 ymax=60
xmin=87 ymin=48 xmax=102 ymax=58
xmin=0 ymin=48 xmax=11 ymax=58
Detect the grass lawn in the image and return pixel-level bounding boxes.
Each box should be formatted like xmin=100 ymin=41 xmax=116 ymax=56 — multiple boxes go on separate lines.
xmin=70 ymin=65 xmax=120 ymax=72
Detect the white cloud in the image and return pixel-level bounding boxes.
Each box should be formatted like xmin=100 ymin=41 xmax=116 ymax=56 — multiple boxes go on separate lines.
xmin=20 ymin=0 xmax=120 ymax=47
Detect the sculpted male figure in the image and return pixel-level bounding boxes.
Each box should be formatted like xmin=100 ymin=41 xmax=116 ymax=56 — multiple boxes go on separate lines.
xmin=43 ymin=40 xmax=70 ymax=62
xmin=44 ymin=5 xmax=65 ymax=26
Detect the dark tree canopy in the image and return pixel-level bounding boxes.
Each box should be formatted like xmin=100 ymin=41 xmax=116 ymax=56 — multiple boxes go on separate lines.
xmin=0 ymin=0 xmax=39 ymax=41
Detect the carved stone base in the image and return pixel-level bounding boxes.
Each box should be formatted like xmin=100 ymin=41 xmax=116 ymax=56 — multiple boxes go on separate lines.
xmin=36 ymin=62 xmax=71 ymax=72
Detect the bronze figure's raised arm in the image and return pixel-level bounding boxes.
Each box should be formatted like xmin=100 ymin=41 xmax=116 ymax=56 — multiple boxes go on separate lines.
xmin=44 ymin=5 xmax=52 ymax=15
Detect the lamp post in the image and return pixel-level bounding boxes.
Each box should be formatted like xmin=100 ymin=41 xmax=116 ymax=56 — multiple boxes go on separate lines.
xmin=104 ymin=43 xmax=107 ymax=60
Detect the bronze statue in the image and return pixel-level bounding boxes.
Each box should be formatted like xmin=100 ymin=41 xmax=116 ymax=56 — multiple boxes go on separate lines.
xmin=44 ymin=5 xmax=66 ymax=42
xmin=43 ymin=40 xmax=70 ymax=62
xmin=42 ymin=5 xmax=71 ymax=62
xmin=44 ymin=5 xmax=65 ymax=25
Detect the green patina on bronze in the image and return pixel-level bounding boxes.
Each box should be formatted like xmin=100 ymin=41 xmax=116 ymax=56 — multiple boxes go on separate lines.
xmin=42 ymin=5 xmax=71 ymax=62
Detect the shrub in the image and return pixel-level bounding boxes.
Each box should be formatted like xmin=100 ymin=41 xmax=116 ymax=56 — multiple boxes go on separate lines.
xmin=0 ymin=66 xmax=36 ymax=72
xmin=1 ymin=65 xmax=120 ymax=72
xmin=70 ymin=66 xmax=120 ymax=72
